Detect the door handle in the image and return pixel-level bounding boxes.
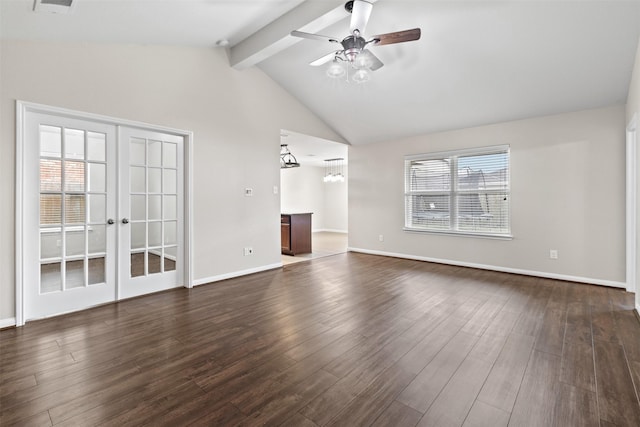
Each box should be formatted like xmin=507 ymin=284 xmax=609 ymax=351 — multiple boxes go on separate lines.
xmin=107 ymin=218 xmax=115 ymax=225
xmin=122 ymin=218 xmax=130 ymax=224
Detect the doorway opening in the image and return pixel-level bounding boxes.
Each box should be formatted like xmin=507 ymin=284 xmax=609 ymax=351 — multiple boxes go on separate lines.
xmin=279 ymin=130 xmax=348 ymax=265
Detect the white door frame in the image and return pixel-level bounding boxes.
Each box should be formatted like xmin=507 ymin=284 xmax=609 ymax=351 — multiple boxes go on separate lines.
xmin=626 ymin=112 xmax=637 ymax=297
xmin=15 ymin=101 xmax=194 ymax=326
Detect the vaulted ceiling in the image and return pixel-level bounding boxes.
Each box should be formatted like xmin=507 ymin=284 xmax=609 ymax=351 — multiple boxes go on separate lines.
xmin=2 ymin=0 xmax=640 ymax=148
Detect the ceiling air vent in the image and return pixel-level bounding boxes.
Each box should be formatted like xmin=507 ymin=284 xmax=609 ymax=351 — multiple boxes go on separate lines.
xmin=33 ymin=0 xmax=76 ymax=14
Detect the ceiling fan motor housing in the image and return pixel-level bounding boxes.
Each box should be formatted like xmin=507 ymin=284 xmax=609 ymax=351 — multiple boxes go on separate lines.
xmin=342 ymin=35 xmax=366 ymax=62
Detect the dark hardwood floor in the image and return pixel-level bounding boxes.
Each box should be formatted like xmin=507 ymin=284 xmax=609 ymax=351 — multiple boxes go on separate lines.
xmin=1 ymin=253 xmax=640 ymax=426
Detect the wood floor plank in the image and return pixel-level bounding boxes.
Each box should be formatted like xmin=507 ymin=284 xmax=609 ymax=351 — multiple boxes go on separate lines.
xmin=0 ymin=374 xmax=37 ymax=399
xmin=511 ymin=283 xmax=553 ymax=337
xmin=509 ymin=350 xmax=561 ymax=427
xmin=396 ymin=331 xmax=480 ymax=413
xmin=182 ymin=402 xmax=248 ymax=427
xmin=613 ymin=309 xmax=640 ymax=362
xmin=461 ymin=401 xmax=509 ymax=427
xmin=534 ymin=308 xmax=566 ymax=356
xmin=299 ymin=322 xmax=424 ymax=426
xmin=279 ymin=412 xmax=319 ymax=427
xmin=629 ymin=358 xmax=640 ymax=405
xmin=0 ymin=364 xmax=140 ymax=426
xmin=239 ymin=369 xmax=339 ymax=427
xmin=589 ymin=286 xmax=621 ymax=344
xmin=552 ymin=382 xmax=599 ymax=427
xmin=5 ymin=410 xmax=52 ymax=427
xmin=1 ymin=253 xmax=639 ymax=426
xmin=460 ymin=297 xmax=508 ymax=337
xmin=476 ymin=333 xmax=535 ymax=413
xmin=559 ymin=339 xmax=596 ymax=392
xmin=370 ymin=401 xmax=422 ymax=427
xmin=593 ymin=339 xmax=640 ymax=426
xmin=416 ymin=356 xmax=493 ymax=427
xmin=326 ymin=364 xmax=415 ymax=427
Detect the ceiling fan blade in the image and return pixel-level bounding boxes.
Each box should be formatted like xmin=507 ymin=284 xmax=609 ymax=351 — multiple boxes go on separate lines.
xmin=310 ymin=51 xmax=341 ymax=67
xmin=350 ymin=0 xmax=373 ymax=35
xmin=291 ymin=30 xmax=339 ymax=44
xmin=359 ymin=49 xmax=384 ymax=71
xmin=371 ymin=28 xmax=421 ymax=46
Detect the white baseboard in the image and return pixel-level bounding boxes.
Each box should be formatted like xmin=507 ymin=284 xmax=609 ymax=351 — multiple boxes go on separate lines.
xmin=313 ymin=229 xmax=348 ymax=234
xmin=193 ymin=263 xmax=283 ymax=287
xmin=0 ymin=317 xmax=16 ymax=329
xmin=347 ymin=247 xmax=626 ymax=289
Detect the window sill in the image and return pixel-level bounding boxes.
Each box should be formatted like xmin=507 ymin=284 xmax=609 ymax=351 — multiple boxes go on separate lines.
xmin=403 ymin=227 xmax=513 ymax=240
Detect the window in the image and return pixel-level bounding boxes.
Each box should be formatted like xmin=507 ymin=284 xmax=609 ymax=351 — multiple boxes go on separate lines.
xmin=404 ymin=145 xmax=510 ymax=237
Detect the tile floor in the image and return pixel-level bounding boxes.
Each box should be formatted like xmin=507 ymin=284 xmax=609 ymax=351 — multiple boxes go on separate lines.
xmin=281 ymin=231 xmax=347 ymax=265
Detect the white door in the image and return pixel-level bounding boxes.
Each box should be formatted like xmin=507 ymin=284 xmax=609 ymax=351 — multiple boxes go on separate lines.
xmin=24 ymin=112 xmax=117 ymax=320
xmin=22 ymin=108 xmax=186 ymax=321
xmin=118 ymin=127 xmax=184 ymax=299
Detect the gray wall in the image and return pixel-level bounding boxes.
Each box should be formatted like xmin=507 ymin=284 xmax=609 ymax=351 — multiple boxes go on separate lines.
xmin=348 ymin=105 xmax=626 ymax=286
xmin=280 ymin=165 xmax=348 ymax=232
xmin=0 ymin=40 xmax=344 ymax=322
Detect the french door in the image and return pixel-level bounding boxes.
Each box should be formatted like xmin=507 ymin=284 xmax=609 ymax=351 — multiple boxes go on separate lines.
xmin=119 ymin=127 xmax=184 ymax=299
xmin=21 ymin=107 xmax=185 ymax=321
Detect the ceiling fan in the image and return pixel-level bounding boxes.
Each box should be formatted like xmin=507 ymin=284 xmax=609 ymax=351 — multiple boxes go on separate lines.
xmin=291 ymin=0 xmax=421 ymax=79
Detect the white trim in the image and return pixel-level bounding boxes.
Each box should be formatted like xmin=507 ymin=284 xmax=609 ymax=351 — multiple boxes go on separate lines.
xmin=403 ymin=228 xmax=513 ymax=240
xmin=15 ymin=102 xmax=25 ymax=326
xmin=347 ymin=247 xmax=626 ymax=289
xmin=185 ymin=131 xmax=194 ymax=288
xmin=627 ymin=113 xmax=638 ymax=293
xmin=193 ymin=263 xmax=283 ymax=287
xmin=405 ymin=144 xmax=510 ymax=161
xmin=312 ymin=229 xmax=348 ymax=234
xmin=17 ymin=101 xmax=191 ymax=136
xmin=0 ymin=317 xmax=16 ymax=329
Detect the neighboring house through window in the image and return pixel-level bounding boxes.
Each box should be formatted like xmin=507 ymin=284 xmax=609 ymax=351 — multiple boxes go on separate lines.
xmin=404 ymin=145 xmax=511 ymax=237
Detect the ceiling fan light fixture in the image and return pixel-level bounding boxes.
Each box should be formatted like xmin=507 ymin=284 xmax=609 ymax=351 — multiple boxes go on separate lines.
xmin=326 ymin=60 xmax=346 ymax=78
xmin=352 ymin=68 xmax=371 ymax=84
xmin=353 ymin=53 xmax=372 ymax=70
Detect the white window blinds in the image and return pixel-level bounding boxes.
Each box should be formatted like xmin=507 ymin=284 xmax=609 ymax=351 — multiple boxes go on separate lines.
xmin=404 ymin=146 xmax=510 ymax=237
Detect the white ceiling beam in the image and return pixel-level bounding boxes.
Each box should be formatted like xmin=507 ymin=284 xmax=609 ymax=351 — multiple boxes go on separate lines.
xmin=230 ymin=0 xmax=379 ymax=70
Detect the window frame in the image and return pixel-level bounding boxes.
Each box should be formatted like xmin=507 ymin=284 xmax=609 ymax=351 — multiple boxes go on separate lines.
xmin=404 ymin=145 xmax=512 ymax=239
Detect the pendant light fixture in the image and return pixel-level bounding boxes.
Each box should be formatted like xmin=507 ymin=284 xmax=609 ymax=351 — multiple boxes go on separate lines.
xmin=280 ymin=144 xmax=300 ymax=168
xmin=323 ymin=158 xmax=345 ymax=182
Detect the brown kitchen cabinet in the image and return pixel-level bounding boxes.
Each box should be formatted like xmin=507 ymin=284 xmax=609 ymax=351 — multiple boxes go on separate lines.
xmin=281 ymin=213 xmax=312 ymax=255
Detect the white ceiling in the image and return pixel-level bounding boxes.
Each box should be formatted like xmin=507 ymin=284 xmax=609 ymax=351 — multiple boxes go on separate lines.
xmin=2 ymin=0 xmax=640 ymax=149
xmin=281 ymin=129 xmax=348 ymax=167
xmin=0 ymin=0 xmax=306 ymax=47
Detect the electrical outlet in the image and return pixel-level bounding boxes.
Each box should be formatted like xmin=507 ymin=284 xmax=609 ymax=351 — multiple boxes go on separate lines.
xmin=244 ymin=247 xmax=253 ymax=256
xmin=549 ymin=249 xmax=558 ymax=259
xmin=379 ymin=234 xmax=384 ymax=242
xmin=273 ymin=186 xmax=279 ymax=195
